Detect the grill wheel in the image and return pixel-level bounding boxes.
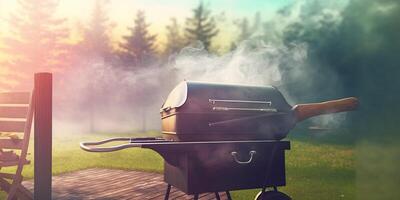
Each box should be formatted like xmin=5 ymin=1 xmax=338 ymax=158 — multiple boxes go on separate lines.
xmin=254 ymin=190 xmax=291 ymax=200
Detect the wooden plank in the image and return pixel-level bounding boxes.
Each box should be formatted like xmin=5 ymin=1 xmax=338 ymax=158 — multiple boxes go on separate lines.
xmin=23 ymin=169 xmax=227 ymax=200
xmin=16 ymin=184 xmax=34 ymax=200
xmin=0 ymin=92 xmax=30 ymax=104
xmin=0 ymin=106 xmax=28 ymax=118
xmin=0 ymin=139 xmax=23 ymax=149
xmin=0 ymin=172 xmax=15 ymax=179
xmin=0 ymin=177 xmax=11 ymax=192
xmin=0 ymin=159 xmax=30 ymax=167
xmin=0 ymin=121 xmax=25 ymax=132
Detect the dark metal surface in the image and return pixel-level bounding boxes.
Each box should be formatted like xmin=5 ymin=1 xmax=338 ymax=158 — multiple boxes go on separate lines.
xmin=80 ymin=137 xmax=291 ymax=197
xmin=141 ymin=140 xmax=290 ymax=194
xmin=164 ymin=184 xmax=171 ymax=200
xmin=161 ymin=81 xmax=296 ymax=141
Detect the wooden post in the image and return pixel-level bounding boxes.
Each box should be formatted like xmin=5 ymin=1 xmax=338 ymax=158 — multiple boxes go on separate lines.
xmin=34 ymin=73 xmax=52 ymax=200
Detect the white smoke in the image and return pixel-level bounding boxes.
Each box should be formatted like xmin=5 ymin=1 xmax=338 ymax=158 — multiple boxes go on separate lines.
xmin=53 ymin=58 xmax=173 ymax=135
xmin=173 ymin=40 xmax=307 ymax=87
xmin=173 ymin=40 xmax=344 ymax=129
xmin=53 ymin=40 xmax=312 ymax=135
xmin=53 ymin=36 xmax=348 ymax=135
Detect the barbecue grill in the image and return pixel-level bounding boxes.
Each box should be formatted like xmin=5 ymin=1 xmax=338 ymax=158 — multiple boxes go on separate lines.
xmin=80 ymin=81 xmax=358 ymax=200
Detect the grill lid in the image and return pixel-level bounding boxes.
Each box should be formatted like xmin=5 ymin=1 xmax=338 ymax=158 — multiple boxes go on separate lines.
xmin=161 ymin=81 xmax=188 ymax=112
xmin=161 ymin=81 xmax=292 ymax=113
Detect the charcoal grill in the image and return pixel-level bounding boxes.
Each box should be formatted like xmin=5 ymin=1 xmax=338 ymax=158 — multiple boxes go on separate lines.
xmin=80 ymin=81 xmax=358 ymax=200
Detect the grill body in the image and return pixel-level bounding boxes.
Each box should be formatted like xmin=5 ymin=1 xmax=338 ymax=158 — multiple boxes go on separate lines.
xmin=144 ymin=140 xmax=290 ymax=194
xmin=161 ymin=81 xmax=296 ymax=141
xmin=81 ymin=81 xmax=358 ymax=199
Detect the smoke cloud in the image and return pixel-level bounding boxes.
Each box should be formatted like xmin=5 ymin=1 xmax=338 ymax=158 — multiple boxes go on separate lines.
xmin=53 ymin=39 xmax=337 ymax=135
xmin=173 ymin=41 xmax=307 ymax=87
xmin=53 ymin=59 xmax=172 ymax=134
xmin=52 ymin=0 xmax=351 ymax=135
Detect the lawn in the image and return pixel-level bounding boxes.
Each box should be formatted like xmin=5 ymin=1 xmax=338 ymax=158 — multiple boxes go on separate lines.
xmin=0 ymin=131 xmax=356 ymax=199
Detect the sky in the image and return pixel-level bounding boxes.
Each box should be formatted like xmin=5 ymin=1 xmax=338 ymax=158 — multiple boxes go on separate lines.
xmin=0 ymin=0 xmax=292 ymax=48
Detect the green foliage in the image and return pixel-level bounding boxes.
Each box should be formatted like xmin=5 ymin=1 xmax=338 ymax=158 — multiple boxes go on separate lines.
xmin=164 ymin=18 xmax=185 ymax=56
xmin=185 ymin=2 xmax=219 ymax=51
xmin=277 ymin=3 xmax=400 ymax=198
xmin=232 ymin=12 xmax=262 ymax=49
xmin=0 ymin=0 xmax=70 ymax=88
xmin=280 ymin=0 xmax=400 ymax=135
xmin=80 ymin=0 xmax=114 ymax=60
xmin=119 ymin=10 xmax=157 ymax=67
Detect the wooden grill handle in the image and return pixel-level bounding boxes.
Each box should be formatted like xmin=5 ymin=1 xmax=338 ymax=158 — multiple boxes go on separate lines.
xmin=293 ymin=97 xmax=359 ymax=122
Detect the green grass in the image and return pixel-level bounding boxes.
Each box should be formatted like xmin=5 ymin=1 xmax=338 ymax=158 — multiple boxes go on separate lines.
xmin=231 ymin=138 xmax=355 ymax=200
xmin=355 ymin=140 xmax=400 ymax=200
xmin=0 ymin=132 xmax=356 ymax=199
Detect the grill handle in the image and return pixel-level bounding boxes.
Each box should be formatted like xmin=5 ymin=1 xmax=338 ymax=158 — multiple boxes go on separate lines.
xmin=209 ymin=99 xmax=272 ymax=105
xmin=231 ymin=150 xmax=256 ymax=165
xmin=80 ymin=137 xmax=165 ymax=152
xmin=209 ymin=112 xmax=285 ymax=127
xmin=293 ymin=97 xmax=359 ymax=122
xmin=212 ymin=107 xmax=277 ymax=112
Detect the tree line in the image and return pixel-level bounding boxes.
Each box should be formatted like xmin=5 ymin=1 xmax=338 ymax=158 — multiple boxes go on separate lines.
xmin=0 ymin=0 xmax=223 ymax=84
xmin=1 ymin=0 xmax=399 ymax=135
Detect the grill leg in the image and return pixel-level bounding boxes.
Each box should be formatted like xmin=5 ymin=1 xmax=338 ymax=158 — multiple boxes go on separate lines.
xmin=215 ymin=192 xmax=221 ymax=200
xmin=194 ymin=194 xmax=199 ymax=200
xmin=226 ymin=191 xmax=232 ymax=200
xmin=164 ymin=184 xmax=171 ymax=200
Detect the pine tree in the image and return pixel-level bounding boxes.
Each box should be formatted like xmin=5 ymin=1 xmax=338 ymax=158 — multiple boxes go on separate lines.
xmin=251 ymin=12 xmax=261 ymax=34
xmin=164 ymin=18 xmax=185 ymax=56
xmin=77 ymin=0 xmax=114 ymax=132
xmin=237 ymin=18 xmax=250 ymax=42
xmin=80 ymin=0 xmax=113 ymax=61
xmin=234 ymin=12 xmax=261 ymax=45
xmin=0 ymin=0 xmax=70 ymax=88
xmin=230 ymin=18 xmax=250 ymax=51
xmin=185 ymin=2 xmax=219 ymax=51
xmin=119 ymin=10 xmax=157 ymax=67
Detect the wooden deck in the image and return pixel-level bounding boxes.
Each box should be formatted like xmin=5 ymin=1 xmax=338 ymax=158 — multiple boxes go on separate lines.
xmin=22 ymin=168 xmax=229 ymax=200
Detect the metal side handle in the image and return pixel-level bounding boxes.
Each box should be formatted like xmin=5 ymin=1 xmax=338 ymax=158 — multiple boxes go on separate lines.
xmin=80 ymin=137 xmax=142 ymax=152
xmin=212 ymin=107 xmax=277 ymax=112
xmin=209 ymin=99 xmax=272 ymax=106
xmin=231 ymin=150 xmax=256 ymax=165
xmin=209 ymin=112 xmax=286 ymax=127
